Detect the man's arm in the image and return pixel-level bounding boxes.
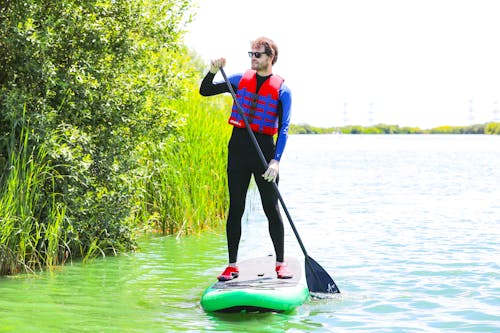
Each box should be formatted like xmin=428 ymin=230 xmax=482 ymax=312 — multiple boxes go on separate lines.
xmin=199 ymin=72 xmax=228 ymax=96
xmin=274 ymin=84 xmax=292 ymax=161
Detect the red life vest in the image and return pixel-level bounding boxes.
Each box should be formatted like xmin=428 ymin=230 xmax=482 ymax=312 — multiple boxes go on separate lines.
xmin=228 ymin=70 xmax=284 ymax=136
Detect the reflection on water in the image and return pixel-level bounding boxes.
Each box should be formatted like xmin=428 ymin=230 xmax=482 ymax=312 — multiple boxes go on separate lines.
xmin=1 ymin=135 xmax=499 ymax=332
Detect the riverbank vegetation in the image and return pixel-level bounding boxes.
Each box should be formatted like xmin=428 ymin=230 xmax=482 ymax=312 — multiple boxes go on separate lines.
xmin=0 ymin=0 xmax=230 ymax=275
xmin=290 ymin=122 xmax=500 ymax=135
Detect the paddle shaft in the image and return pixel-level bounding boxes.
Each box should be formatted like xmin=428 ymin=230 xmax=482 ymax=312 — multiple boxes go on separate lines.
xmin=219 ymin=68 xmax=310 ymax=257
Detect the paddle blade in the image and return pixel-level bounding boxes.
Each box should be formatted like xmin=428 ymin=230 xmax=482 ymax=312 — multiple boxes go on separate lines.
xmin=305 ymin=256 xmax=340 ymax=294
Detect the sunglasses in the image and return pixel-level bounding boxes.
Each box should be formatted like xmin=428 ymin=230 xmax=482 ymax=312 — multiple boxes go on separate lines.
xmin=248 ymin=51 xmax=267 ymax=59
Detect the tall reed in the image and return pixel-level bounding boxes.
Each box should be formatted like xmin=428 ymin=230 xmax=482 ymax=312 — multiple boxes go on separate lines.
xmin=133 ymin=91 xmax=232 ymax=236
xmin=0 ymin=123 xmax=66 ymax=274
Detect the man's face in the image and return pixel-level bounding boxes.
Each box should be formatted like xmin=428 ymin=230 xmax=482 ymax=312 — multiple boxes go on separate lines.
xmin=250 ymin=46 xmax=272 ymax=72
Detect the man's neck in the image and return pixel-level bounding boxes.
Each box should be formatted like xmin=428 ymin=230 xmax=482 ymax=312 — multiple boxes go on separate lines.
xmin=256 ymin=72 xmax=272 ymax=78
xmin=257 ymin=70 xmax=272 ymax=76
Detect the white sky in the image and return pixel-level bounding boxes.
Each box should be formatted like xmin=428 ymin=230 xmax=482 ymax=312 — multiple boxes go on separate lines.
xmin=184 ymin=0 xmax=500 ymax=128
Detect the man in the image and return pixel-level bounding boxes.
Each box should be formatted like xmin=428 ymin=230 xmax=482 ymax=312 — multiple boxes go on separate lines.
xmin=199 ymin=37 xmax=292 ymax=281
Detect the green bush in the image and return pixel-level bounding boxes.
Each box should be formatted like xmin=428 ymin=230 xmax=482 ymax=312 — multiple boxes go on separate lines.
xmin=0 ymin=0 xmax=207 ymax=274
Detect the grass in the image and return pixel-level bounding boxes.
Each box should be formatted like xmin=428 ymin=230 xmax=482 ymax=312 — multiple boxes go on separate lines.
xmin=133 ymin=91 xmax=232 ymax=236
xmin=0 ymin=121 xmax=67 ymax=275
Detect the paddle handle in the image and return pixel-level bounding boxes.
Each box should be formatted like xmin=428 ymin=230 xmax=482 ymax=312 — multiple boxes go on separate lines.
xmin=219 ymin=67 xmax=309 ymax=258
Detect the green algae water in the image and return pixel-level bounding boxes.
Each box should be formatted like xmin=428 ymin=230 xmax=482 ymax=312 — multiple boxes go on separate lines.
xmin=1 ymin=135 xmax=499 ymax=332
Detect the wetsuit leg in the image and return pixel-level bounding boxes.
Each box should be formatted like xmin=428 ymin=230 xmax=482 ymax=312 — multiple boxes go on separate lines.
xmin=254 ymin=173 xmax=285 ymax=263
xmin=226 ymin=148 xmax=252 ymax=264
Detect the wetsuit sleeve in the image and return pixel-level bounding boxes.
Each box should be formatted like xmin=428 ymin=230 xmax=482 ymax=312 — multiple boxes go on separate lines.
xmin=274 ymin=83 xmax=292 ymax=161
xmin=199 ymin=72 xmax=242 ymax=96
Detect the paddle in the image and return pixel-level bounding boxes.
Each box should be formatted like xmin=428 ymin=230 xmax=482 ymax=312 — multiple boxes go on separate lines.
xmin=219 ymin=67 xmax=340 ymax=294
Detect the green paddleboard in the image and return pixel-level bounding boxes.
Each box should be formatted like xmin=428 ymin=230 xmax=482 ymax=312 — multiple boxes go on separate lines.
xmin=201 ymin=256 xmax=309 ymax=313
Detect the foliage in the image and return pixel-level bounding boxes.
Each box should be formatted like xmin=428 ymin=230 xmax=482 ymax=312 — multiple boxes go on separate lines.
xmin=485 ymin=122 xmax=500 ymax=134
xmin=1 ymin=0 xmax=226 ymax=274
xmin=0 ymin=117 xmax=66 ymax=274
xmin=132 ymin=91 xmax=232 ymax=236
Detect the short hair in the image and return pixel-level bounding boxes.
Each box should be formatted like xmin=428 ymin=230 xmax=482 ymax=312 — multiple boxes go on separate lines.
xmin=251 ymin=37 xmax=279 ymax=65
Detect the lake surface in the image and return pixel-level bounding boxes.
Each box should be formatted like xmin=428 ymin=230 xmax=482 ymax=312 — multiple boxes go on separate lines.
xmin=1 ymin=135 xmax=499 ymax=332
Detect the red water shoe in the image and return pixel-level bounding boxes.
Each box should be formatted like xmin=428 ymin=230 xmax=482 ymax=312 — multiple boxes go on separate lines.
xmin=217 ymin=266 xmax=239 ymax=281
xmin=276 ymin=264 xmax=293 ymax=279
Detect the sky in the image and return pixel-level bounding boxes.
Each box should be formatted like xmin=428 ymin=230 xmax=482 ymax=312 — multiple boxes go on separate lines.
xmin=183 ymin=0 xmax=500 ymax=128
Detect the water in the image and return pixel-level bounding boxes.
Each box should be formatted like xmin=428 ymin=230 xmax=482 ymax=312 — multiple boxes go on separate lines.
xmin=1 ymin=135 xmax=499 ymax=332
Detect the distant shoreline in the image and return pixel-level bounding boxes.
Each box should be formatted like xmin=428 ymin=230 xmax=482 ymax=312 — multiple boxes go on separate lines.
xmin=289 ymin=122 xmax=500 ymax=135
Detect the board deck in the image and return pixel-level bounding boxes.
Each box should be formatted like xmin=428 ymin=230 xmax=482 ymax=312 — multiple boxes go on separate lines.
xmin=201 ymin=255 xmax=309 ymax=313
